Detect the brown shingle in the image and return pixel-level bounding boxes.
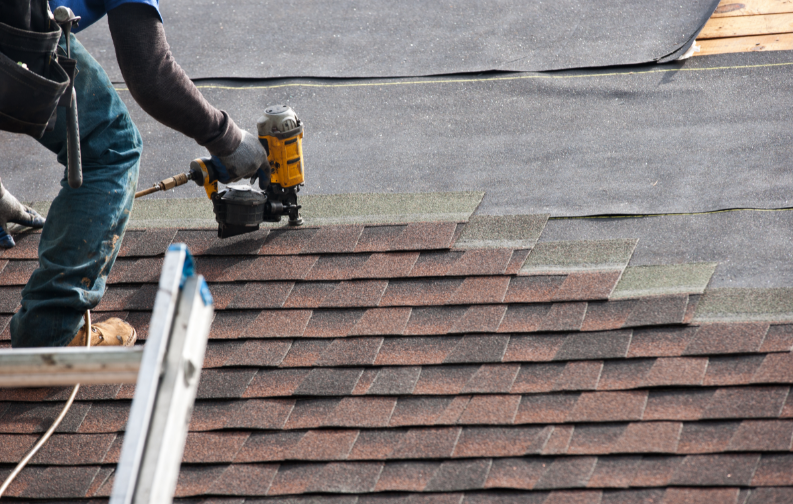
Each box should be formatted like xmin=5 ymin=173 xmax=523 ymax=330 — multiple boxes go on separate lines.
xmin=554 ymin=271 xmax=622 ymax=301
xmin=283 ymin=281 xmax=339 ymax=308
xmin=567 ymin=391 xmax=648 ymax=422
xmin=413 ymin=366 xmax=479 ymax=395
xmin=504 ymin=275 xmax=566 ymax=303
xmin=759 ymin=324 xmax=793 ymax=352
xmin=448 ymin=277 xmax=510 ymax=304
xmin=484 ymin=457 xmax=548 ymax=490
xmin=567 ymin=424 xmax=626 ymax=455
xmin=375 ymin=336 xmax=460 ymax=366
xmin=259 ymin=227 xmax=318 ymax=255
xmin=751 ymin=453 xmax=793 ymax=485
xmin=453 ymin=426 xmax=551 ymax=458
xmin=374 ymin=460 xmax=439 ymax=491
xmin=350 ymin=307 xmax=411 ymax=336
xmin=643 ymin=357 xmax=708 ymax=387
xmin=227 ymin=282 xmax=294 ymax=309
xmin=450 ymin=305 xmax=508 ymax=333
xmin=404 ymin=306 xmax=468 ymax=335
xmin=246 ymin=309 xmax=312 ymax=338
xmin=354 ymin=225 xmax=408 ymax=252
xmin=305 ymin=254 xmax=369 ymax=281
xmin=597 ymin=359 xmax=654 ymax=391
xmin=704 ymin=355 xmax=765 ymax=386
xmin=348 ymin=429 xmax=403 ymax=460
xmin=324 ymin=397 xmax=397 ymax=428
xmin=390 ymin=222 xmax=456 ymax=251
xmin=458 ymin=395 xmax=521 ymax=424
xmin=447 ymin=249 xmax=513 ymax=276
xmin=677 ymin=421 xmax=739 ymax=454
xmin=498 ymin=304 xmax=554 ymax=333
xmin=511 ymin=363 xmax=566 ymax=393
xmin=303 ymin=309 xmax=366 ymax=337
xmin=390 ymin=427 xmax=461 ymax=459
xmin=752 ymin=352 xmax=793 ymax=384
xmin=613 ymin=422 xmax=682 ymax=454
xmin=183 ymin=432 xmax=249 ymax=463
xmin=643 ymin=390 xmax=715 ymax=421
xmin=293 ymin=429 xmax=359 ymax=460
xmin=242 ymin=368 xmax=307 ymax=397
xmin=727 ymin=419 xmax=793 ymax=451
xmin=283 ymin=398 xmax=341 ymax=429
xmin=580 ymin=300 xmax=634 ymax=331
xmin=210 ymin=463 xmax=278 ymax=496
xmin=553 ymin=361 xmax=604 ymax=391
xmin=684 ymin=323 xmax=769 ymax=355
xmin=628 ymin=327 xmax=698 ymax=358
xmin=353 ymin=252 xmax=419 ymax=279
xmin=302 ymin=225 xmax=364 ymax=254
xmin=462 ymin=364 xmax=521 ymax=394
xmin=703 ymin=386 xmax=789 ymax=419
xmin=381 ymin=278 xmax=464 ymax=306
xmin=539 ymin=302 xmax=588 ymax=332
xmin=237 ymin=255 xmax=318 ymax=281
xmin=516 ymin=394 xmax=579 ymax=424
xmin=316 ymin=337 xmax=383 ymax=366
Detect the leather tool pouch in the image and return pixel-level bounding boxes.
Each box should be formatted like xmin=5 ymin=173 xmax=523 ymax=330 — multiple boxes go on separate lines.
xmin=0 ymin=1 xmax=70 ymax=138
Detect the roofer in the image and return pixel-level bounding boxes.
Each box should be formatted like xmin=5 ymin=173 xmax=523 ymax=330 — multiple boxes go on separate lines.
xmin=1 ymin=0 xmax=267 ymax=348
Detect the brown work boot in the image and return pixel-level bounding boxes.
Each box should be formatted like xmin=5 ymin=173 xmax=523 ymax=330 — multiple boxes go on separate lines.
xmin=68 ymin=318 xmax=137 ymax=347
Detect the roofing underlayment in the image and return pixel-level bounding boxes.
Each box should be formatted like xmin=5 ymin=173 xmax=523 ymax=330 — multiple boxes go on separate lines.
xmin=2 ymin=0 xmax=793 ymax=502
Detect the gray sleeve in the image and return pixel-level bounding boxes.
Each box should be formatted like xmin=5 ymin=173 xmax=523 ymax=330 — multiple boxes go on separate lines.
xmin=106 ymin=3 xmax=241 ymax=156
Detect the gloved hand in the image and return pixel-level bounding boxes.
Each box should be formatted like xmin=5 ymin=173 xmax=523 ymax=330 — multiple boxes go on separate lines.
xmin=0 ymin=179 xmax=46 ymax=248
xmin=210 ymin=131 xmax=269 ymax=184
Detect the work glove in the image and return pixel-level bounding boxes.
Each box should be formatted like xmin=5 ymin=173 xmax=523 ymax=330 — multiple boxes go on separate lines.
xmin=209 ymin=131 xmax=269 ymax=184
xmin=0 ymin=179 xmax=45 ymax=248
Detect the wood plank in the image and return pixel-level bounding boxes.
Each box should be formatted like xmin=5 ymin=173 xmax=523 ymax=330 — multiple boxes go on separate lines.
xmin=695 ymin=32 xmax=793 ymax=55
xmin=699 ymin=12 xmax=793 ymax=38
xmin=712 ymin=0 xmax=793 ymax=18
xmin=0 ymin=346 xmax=142 ymax=386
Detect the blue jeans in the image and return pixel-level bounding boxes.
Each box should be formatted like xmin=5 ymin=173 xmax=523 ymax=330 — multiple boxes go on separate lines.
xmin=10 ymin=35 xmax=141 ymax=348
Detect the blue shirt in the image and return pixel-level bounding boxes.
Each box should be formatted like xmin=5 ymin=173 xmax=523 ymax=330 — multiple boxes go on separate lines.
xmin=49 ymin=0 xmax=161 ymax=32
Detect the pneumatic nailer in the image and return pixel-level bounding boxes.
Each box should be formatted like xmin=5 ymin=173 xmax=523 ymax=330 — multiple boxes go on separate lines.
xmin=135 ymin=105 xmax=305 ymax=238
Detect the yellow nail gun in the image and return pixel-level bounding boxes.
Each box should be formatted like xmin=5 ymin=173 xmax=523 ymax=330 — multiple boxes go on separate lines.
xmin=135 ymin=105 xmax=305 ymax=239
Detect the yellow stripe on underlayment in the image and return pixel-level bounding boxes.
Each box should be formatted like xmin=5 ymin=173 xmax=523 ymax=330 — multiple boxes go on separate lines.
xmin=113 ymin=61 xmax=793 ymax=92
xmin=550 ymin=206 xmax=793 ymax=221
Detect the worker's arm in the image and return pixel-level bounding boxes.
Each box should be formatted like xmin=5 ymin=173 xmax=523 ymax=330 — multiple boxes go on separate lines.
xmin=106 ymin=3 xmax=265 ymax=180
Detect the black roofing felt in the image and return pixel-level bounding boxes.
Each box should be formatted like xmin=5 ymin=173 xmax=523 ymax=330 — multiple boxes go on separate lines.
xmin=3 ymin=52 xmax=792 ymax=216
xmin=77 ymin=0 xmax=719 ymax=80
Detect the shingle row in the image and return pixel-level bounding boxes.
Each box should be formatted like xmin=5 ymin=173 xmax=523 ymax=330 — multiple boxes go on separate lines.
xmin=80 ymin=453 xmax=793 ymax=498
xmin=4 ymin=385 xmax=792 ymax=434
xmin=6 ymin=419 xmax=793 ymax=467
xmin=0 ymin=223 xmax=467 ymax=262
xmin=201 ymin=331 xmax=793 ymax=367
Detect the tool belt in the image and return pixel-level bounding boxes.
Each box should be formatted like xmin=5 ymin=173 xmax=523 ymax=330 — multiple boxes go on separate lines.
xmin=0 ymin=1 xmax=72 ymax=138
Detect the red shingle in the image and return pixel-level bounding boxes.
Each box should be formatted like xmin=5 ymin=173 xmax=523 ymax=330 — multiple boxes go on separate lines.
xmin=447 ymin=249 xmax=513 ymax=276
xmin=597 ymin=359 xmax=654 ymax=391
xmin=448 ymin=276 xmax=510 ymax=304
xmin=390 ymin=427 xmax=461 ymax=459
xmin=704 ymin=355 xmax=765 ymax=386
xmin=282 ymin=281 xmax=338 ymax=308
xmin=210 ymin=463 xmax=278 ymax=496
xmin=303 ymin=309 xmax=365 ymax=337
xmin=449 ymin=306 xmax=507 ymax=334
xmin=259 ymin=227 xmax=318 ymax=255
xmin=760 ymin=324 xmax=793 ymax=352
xmin=324 ymin=397 xmax=397 ymax=428
xmin=390 ymin=222 xmax=456 ymax=251
xmin=404 ymin=306 xmax=467 ymax=335
xmin=237 ymin=255 xmax=318 ymax=281
xmin=643 ymin=357 xmax=708 ymax=387
xmin=553 ymin=361 xmax=604 ymax=391
xmin=375 ymin=336 xmax=460 ymax=366
xmin=242 ymin=369 xmax=308 ymax=397
xmin=304 ymin=254 xmax=369 ymax=281
xmin=580 ymin=300 xmax=634 ymax=331
xmin=684 ymin=323 xmax=769 ymax=355
xmin=413 ymin=365 xmax=478 ymax=395
xmin=703 ymin=386 xmax=789 ymax=419
xmin=462 ymin=364 xmax=521 ymax=393
xmin=293 ymin=429 xmax=359 ymax=460
xmin=354 ymin=225 xmax=407 ymax=252
xmin=283 ymin=398 xmax=341 ymax=429
xmin=458 ymin=395 xmax=521 ymax=424
xmin=408 ymin=251 xmax=464 ymax=277
xmin=380 ymin=278 xmax=464 ymax=306
xmin=0 ymin=260 xmax=36 ymax=285
xmin=498 ymin=304 xmax=554 ymax=333
xmin=453 ymin=426 xmax=551 ymax=458
xmin=183 ymin=432 xmax=249 ymax=463
xmin=627 ymin=327 xmax=698 ymax=358
xmin=613 ymin=422 xmax=682 ymax=454
xmin=505 ymin=275 xmax=566 ymax=303
xmin=227 ymin=282 xmax=294 ymax=309
xmin=485 ymin=457 xmax=548 ymax=490
xmin=353 ymin=252 xmax=419 ymax=279
xmin=752 ymin=352 xmax=793 ymax=384
xmin=350 ymin=307 xmax=411 ymax=336
xmin=677 ymin=421 xmax=738 ymax=454
xmin=302 ymin=225 xmax=364 ymax=254
xmin=374 ymin=460 xmax=439 ymax=491
xmin=554 ymin=271 xmax=622 ymax=301
xmin=515 ymin=394 xmax=579 ymax=424
xmin=727 ymin=419 xmax=793 ymax=451
xmin=246 ymin=309 xmax=312 ymax=338
xmin=567 ymin=391 xmax=648 ymax=422
xmin=643 ymin=390 xmax=715 ymax=421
